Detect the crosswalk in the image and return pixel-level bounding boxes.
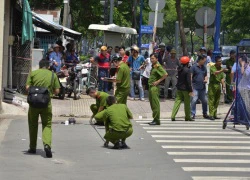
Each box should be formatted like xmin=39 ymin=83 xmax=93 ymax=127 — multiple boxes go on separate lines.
xmin=136 ymin=119 xmax=250 ymax=180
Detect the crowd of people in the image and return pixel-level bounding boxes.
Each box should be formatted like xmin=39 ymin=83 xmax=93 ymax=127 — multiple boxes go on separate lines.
xmin=25 ymin=41 xmax=240 ymax=152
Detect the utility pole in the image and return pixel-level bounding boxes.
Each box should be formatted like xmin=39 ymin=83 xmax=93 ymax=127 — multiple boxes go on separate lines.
xmin=213 ymin=0 xmax=221 ymax=62
xmin=109 ymin=0 xmax=114 ymax=24
xmin=138 ymin=0 xmax=143 ymax=52
xmin=63 ymin=0 xmax=70 ymax=27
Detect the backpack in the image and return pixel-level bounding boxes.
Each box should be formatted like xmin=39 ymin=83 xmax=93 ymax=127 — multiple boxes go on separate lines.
xmin=27 ymin=72 xmax=54 ymax=108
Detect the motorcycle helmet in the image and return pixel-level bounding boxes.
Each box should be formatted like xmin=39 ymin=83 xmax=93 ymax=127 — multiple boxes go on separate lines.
xmin=180 ymin=56 xmax=190 ymax=64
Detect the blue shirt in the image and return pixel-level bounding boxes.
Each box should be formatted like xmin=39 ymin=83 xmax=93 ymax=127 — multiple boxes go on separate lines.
xmin=66 ymin=54 xmax=79 ymax=63
xmin=49 ymin=52 xmax=62 ymax=72
xmin=127 ymin=55 xmax=145 ymax=72
xmin=190 ymin=64 xmax=207 ymax=90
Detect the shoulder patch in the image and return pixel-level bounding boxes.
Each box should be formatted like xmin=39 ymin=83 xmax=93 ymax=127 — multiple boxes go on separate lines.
xmin=153 ymin=64 xmax=160 ymax=68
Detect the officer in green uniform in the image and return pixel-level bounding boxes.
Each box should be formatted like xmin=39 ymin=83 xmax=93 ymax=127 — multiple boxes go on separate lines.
xmin=26 ymin=59 xmax=60 ymax=158
xmin=100 ymin=96 xmax=133 ymax=149
xmin=225 ymin=50 xmax=236 ymax=103
xmin=148 ymin=53 xmax=168 ymax=125
xmin=208 ymin=56 xmax=227 ymax=120
xmin=86 ymin=87 xmax=109 ymax=125
xmin=102 ymin=55 xmax=130 ymax=104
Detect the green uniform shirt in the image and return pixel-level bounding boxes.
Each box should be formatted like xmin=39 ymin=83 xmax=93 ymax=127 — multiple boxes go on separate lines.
xmin=148 ymin=63 xmax=167 ymax=87
xmin=26 ymin=69 xmax=60 ymax=96
xmin=226 ymin=58 xmax=235 ymax=74
xmin=103 ymin=104 xmax=133 ymax=132
xmin=96 ymin=91 xmax=109 ymax=108
xmin=209 ymin=65 xmax=224 ymax=84
xmin=116 ymin=62 xmax=130 ymax=89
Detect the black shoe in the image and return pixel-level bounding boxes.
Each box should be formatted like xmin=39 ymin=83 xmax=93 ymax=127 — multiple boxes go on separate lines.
xmin=203 ymin=114 xmax=210 ymax=119
xmin=210 ymin=116 xmax=215 ymax=120
xmin=112 ymin=142 xmax=121 ymax=149
xmin=149 ymin=121 xmax=160 ymax=125
xmin=189 ymin=119 xmax=195 ymax=121
xmin=171 ymin=118 xmax=175 ymax=121
xmin=214 ymin=116 xmax=221 ymax=119
xmin=94 ymin=121 xmax=104 ymax=126
xmin=27 ymin=149 xmax=36 ymax=154
xmin=121 ymin=142 xmax=130 ymax=149
xmin=104 ymin=141 xmax=109 ymax=148
xmin=192 ymin=115 xmax=195 ymax=119
xmin=44 ymin=145 xmax=52 ymax=158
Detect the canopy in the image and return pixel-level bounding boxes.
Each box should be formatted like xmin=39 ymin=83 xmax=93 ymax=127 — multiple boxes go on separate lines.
xmin=88 ymin=24 xmax=137 ymax=34
xmin=32 ymin=12 xmax=82 ymax=40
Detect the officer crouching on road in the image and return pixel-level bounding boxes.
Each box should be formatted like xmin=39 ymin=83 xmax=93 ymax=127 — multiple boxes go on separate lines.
xmin=98 ymin=96 xmax=133 ymax=149
xmin=26 ymin=59 xmax=60 ymax=158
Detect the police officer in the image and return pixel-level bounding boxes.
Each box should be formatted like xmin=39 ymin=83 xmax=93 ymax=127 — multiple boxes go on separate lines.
xmin=26 ymin=59 xmax=60 ymax=158
xmin=100 ymin=96 xmax=133 ymax=149
xmin=225 ymin=50 xmax=236 ymax=103
xmin=148 ymin=53 xmax=168 ymax=125
xmin=102 ymin=55 xmax=130 ymax=104
xmin=86 ymin=87 xmax=109 ymax=125
xmin=171 ymin=56 xmax=193 ymax=121
xmin=208 ymin=56 xmax=227 ymax=120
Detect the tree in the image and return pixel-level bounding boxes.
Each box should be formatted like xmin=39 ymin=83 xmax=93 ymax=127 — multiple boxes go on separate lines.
xmin=176 ymin=0 xmax=188 ymax=55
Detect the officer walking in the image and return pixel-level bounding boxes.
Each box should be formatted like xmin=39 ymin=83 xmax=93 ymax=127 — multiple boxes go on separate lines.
xmin=86 ymin=87 xmax=109 ymax=125
xmin=171 ymin=56 xmax=193 ymax=121
xmin=26 ymin=59 xmax=60 ymax=158
xmin=148 ymin=53 xmax=168 ymax=125
xmin=102 ymin=55 xmax=130 ymax=104
xmin=208 ymin=56 xmax=227 ymax=120
xmin=99 ymin=96 xmax=133 ymax=149
xmin=190 ymin=55 xmax=210 ymax=120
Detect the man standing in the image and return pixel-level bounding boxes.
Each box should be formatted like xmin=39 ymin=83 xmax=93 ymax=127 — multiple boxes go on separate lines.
xmin=127 ymin=45 xmax=145 ymax=101
xmin=148 ymin=53 xmax=168 ymax=125
xmin=101 ymin=96 xmax=133 ymax=149
xmin=163 ymin=49 xmax=180 ymax=99
xmin=49 ymin=44 xmax=63 ymax=72
xmin=190 ymin=55 xmax=209 ymax=120
xmin=26 ymin=59 xmax=60 ymax=158
xmin=86 ymin=87 xmax=109 ymax=125
xmin=171 ymin=56 xmax=193 ymax=121
xmin=225 ymin=50 xmax=236 ymax=103
xmin=198 ymin=47 xmax=211 ymax=65
xmin=103 ymin=55 xmax=130 ymax=104
xmin=93 ymin=46 xmax=110 ymax=92
xmin=208 ymin=56 xmax=227 ymax=120
xmin=157 ymin=43 xmax=167 ymax=65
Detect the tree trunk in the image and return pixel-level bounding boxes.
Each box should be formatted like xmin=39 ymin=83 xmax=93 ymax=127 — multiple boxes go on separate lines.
xmin=175 ymin=0 xmax=188 ymax=56
xmin=190 ymin=30 xmax=194 ymax=54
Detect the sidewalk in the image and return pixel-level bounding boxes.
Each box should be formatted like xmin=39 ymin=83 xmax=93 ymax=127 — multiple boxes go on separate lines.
xmin=51 ymin=94 xmax=231 ymax=119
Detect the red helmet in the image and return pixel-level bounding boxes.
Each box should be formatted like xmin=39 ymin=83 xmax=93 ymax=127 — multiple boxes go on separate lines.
xmin=180 ymin=56 xmax=190 ymax=64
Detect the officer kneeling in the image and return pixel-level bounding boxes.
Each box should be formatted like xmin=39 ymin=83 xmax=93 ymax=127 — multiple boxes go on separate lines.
xmin=100 ymin=96 xmax=133 ymax=149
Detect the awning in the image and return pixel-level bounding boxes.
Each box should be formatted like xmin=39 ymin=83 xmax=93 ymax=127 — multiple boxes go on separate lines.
xmin=88 ymin=24 xmax=137 ymax=34
xmin=32 ymin=12 xmax=82 ymax=40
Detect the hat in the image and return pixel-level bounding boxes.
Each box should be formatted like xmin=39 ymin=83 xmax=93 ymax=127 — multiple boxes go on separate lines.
xmin=199 ymin=47 xmax=207 ymax=52
xmin=131 ymin=45 xmax=139 ymax=52
xmin=100 ymin=46 xmax=107 ymax=51
xmin=53 ymin=44 xmax=60 ymax=48
xmin=180 ymin=56 xmax=190 ymax=64
xmin=159 ymin=42 xmax=166 ymax=47
xmin=48 ymin=48 xmax=53 ymax=53
xmin=230 ymin=50 xmax=236 ymax=55
xmin=112 ymin=54 xmax=122 ymax=62
xmin=170 ymin=49 xmax=176 ymax=54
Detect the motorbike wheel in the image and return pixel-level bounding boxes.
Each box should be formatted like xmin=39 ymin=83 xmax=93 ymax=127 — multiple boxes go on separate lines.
xmin=59 ymin=87 xmax=66 ymax=100
xmin=73 ymin=80 xmax=79 ymax=100
xmin=87 ymin=76 xmax=98 ymax=88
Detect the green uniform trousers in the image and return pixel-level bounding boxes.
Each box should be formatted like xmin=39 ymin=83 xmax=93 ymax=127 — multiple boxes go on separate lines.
xmin=28 ymin=103 xmax=52 ymax=149
xmin=104 ymin=127 xmax=133 ymax=144
xmin=171 ymin=90 xmax=191 ymax=121
xmin=115 ymin=88 xmax=130 ymax=104
xmin=149 ymin=86 xmax=160 ymax=123
xmin=90 ymin=104 xmax=105 ymax=122
xmin=208 ymin=83 xmax=221 ymax=118
xmin=225 ymin=74 xmax=233 ymax=101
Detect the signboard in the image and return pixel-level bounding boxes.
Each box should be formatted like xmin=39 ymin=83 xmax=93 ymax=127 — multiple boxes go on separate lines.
xmin=149 ymin=0 xmax=166 ymax=11
xmin=141 ymin=25 xmax=154 ymax=34
xmin=195 ymin=7 xmax=216 ymax=26
xmin=148 ymin=12 xmax=164 ymax=28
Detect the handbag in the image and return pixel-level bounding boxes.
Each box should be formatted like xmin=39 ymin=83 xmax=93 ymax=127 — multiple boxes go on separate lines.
xmin=27 ymin=72 xmax=54 ymax=108
xmin=131 ymin=57 xmax=141 ymax=80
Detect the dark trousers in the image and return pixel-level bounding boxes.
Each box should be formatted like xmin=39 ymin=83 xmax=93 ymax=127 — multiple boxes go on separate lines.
xmin=98 ymin=68 xmax=109 ymax=92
